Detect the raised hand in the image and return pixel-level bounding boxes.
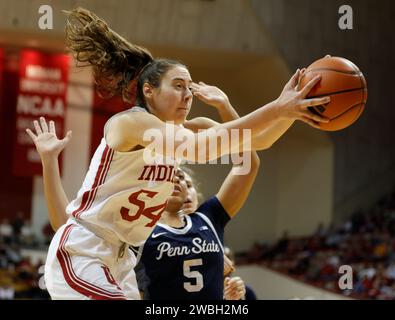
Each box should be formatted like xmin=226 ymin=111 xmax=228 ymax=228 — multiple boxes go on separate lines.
xmin=276 ymin=69 xmax=331 ymax=129
xmin=190 ymin=81 xmax=230 ymax=109
xmin=26 ymin=117 xmax=72 ymax=160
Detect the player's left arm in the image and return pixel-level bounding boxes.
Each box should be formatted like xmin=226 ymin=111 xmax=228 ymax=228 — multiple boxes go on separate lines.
xmin=26 ymin=117 xmax=70 ymax=231
xmin=187 ymin=82 xmax=260 ymax=217
xmin=184 ymin=81 xmax=295 ymax=150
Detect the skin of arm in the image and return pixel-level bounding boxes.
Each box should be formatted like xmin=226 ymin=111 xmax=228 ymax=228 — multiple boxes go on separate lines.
xmin=26 ymin=118 xmax=71 ymax=231
xmin=106 ymin=70 xmax=329 ymax=161
xmin=199 ymin=95 xmax=261 ymax=217
xmin=41 ymin=157 xmax=69 ymax=230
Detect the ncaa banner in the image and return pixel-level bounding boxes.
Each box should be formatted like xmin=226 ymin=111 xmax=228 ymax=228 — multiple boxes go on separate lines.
xmin=13 ymin=49 xmax=70 ymax=176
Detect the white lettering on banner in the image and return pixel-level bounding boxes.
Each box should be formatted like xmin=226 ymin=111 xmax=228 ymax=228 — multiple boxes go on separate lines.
xmin=20 ymin=79 xmax=66 ymax=95
xmin=26 ymin=65 xmax=60 ymax=80
xmin=17 ymin=95 xmax=65 ymax=116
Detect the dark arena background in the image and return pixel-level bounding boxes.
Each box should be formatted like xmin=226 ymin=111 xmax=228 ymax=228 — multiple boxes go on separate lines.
xmin=0 ymin=0 xmax=394 ymax=313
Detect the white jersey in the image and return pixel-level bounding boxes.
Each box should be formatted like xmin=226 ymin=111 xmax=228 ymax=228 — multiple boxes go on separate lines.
xmin=66 ymin=107 xmax=176 ymax=247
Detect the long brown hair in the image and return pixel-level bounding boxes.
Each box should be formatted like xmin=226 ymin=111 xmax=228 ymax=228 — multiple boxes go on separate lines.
xmin=63 ymin=8 xmax=185 ymax=107
xmin=64 ymin=7 xmax=153 ymax=103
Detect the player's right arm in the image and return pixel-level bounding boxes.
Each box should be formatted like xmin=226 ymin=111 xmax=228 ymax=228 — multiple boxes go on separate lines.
xmin=26 ymin=118 xmax=71 ymax=231
xmin=106 ymin=71 xmax=330 ymax=161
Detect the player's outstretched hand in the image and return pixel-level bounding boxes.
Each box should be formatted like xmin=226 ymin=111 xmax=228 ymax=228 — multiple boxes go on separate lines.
xmin=276 ymin=69 xmax=331 ymax=129
xmin=26 ymin=117 xmax=72 ymax=161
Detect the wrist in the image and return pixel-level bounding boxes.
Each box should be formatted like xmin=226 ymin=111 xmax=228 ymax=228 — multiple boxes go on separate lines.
xmin=41 ymin=154 xmax=59 ymax=167
xmin=271 ymin=99 xmax=285 ymax=119
xmin=216 ymin=97 xmax=231 ymax=110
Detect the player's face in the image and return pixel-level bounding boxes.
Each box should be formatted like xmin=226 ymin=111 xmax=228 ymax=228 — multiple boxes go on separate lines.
xmin=147 ymin=66 xmax=193 ymax=125
xmin=180 ymin=173 xmax=198 ymax=214
xmin=166 ymin=173 xmax=188 ymax=213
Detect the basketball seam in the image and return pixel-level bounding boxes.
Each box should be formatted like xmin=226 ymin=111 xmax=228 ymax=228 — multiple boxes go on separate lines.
xmin=329 ymin=103 xmax=364 ymax=121
xmin=304 ymin=68 xmax=362 ymax=75
xmin=309 ymin=87 xmax=366 ymax=99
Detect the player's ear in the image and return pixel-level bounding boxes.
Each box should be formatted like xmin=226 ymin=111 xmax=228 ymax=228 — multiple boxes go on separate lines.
xmin=143 ymin=82 xmax=154 ymax=99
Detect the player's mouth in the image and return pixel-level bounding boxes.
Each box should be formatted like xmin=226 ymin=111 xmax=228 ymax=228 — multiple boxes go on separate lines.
xmin=177 ymin=107 xmax=188 ymax=112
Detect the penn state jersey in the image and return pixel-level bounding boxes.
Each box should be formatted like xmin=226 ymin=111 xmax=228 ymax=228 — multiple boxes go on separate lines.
xmin=136 ymin=196 xmax=230 ymax=300
xmin=66 ymin=107 xmax=176 ymax=247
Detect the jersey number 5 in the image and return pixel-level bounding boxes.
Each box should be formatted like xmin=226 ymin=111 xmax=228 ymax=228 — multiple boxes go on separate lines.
xmin=120 ymin=189 xmax=167 ymax=227
xmin=183 ymin=259 xmax=204 ymax=292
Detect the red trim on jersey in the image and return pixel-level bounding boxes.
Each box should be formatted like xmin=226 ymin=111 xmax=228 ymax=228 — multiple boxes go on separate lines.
xmin=72 ymin=145 xmax=114 ymax=219
xmin=56 ymin=224 xmax=127 ymax=300
xmin=75 ymin=148 xmax=114 ymax=219
xmin=71 ymin=145 xmax=110 ymax=218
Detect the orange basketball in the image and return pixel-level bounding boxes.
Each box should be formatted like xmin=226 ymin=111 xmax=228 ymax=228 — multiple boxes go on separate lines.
xmin=298 ymin=57 xmax=368 ymax=131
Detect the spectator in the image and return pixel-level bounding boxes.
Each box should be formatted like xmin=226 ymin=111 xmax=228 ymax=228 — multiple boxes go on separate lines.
xmin=42 ymin=221 xmax=55 ymax=246
xmin=0 ymin=219 xmax=14 ymax=244
xmin=20 ymin=221 xmax=36 ymax=247
xmin=11 ymin=211 xmax=25 ymax=242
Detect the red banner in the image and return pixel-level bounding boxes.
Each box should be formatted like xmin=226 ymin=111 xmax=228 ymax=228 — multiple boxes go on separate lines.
xmin=13 ymin=50 xmax=70 ymax=176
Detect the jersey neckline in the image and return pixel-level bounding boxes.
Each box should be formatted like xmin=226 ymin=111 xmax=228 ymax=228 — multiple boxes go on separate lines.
xmin=157 ymin=214 xmax=192 ymax=234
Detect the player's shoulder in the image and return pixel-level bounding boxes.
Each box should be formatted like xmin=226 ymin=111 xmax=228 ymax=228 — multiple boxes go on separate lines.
xmin=196 ymin=196 xmax=227 ymax=215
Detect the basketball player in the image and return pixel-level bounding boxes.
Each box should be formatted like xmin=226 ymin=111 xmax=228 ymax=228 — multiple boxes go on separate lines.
xmin=26 ymin=7 xmax=330 ymax=300
xmin=134 ymin=82 xmax=260 ymax=300
xmin=29 ymin=82 xmax=255 ymax=300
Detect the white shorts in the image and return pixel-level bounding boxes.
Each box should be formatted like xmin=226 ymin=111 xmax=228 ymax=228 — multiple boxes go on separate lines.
xmin=44 ymin=219 xmax=140 ymax=300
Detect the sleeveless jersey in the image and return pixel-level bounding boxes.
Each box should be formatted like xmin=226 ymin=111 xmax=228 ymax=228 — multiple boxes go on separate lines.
xmin=66 ymin=107 xmax=176 ymax=247
xmin=135 ymin=196 xmax=230 ymax=300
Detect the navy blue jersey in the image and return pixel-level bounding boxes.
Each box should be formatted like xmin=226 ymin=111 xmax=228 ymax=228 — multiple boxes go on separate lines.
xmin=136 ymin=196 xmax=230 ymax=300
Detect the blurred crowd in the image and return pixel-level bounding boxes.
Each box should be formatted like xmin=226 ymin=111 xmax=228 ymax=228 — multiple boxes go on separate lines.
xmin=238 ymin=189 xmax=395 ymax=300
xmin=3 ymin=187 xmax=395 ymax=300
xmin=0 ymin=213 xmax=52 ymax=300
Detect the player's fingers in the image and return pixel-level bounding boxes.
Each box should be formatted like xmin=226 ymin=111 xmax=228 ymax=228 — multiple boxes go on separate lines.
xmin=26 ymin=128 xmax=37 ymax=141
xmin=300 ymin=74 xmax=321 ymax=97
xmin=287 ymin=69 xmax=300 ymax=90
xmin=193 ymin=91 xmax=205 ymax=99
xmin=61 ymin=130 xmax=72 ymax=143
xmin=302 ymin=96 xmax=330 ymax=109
xmin=49 ymin=120 xmax=57 ymax=136
xmin=190 ymin=82 xmax=200 ymax=91
xmin=300 ymin=108 xmax=330 ymax=123
xmin=302 ymin=111 xmax=328 ymax=124
xmin=300 ymin=116 xmax=321 ymax=129
xmin=199 ymin=81 xmax=207 ymax=86
xmin=40 ymin=117 xmax=49 ymax=133
xmin=33 ymin=120 xmax=43 ymax=135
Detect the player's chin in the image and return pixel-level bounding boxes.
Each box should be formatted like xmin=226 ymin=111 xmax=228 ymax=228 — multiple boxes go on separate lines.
xmin=168 ymin=196 xmax=186 ymax=206
xmin=174 ymin=109 xmax=190 ymax=124
xmin=181 ymin=203 xmax=197 ymax=214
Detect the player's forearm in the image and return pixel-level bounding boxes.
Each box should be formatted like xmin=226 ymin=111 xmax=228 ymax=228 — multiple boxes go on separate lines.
xmin=215 ymin=100 xmax=260 ymax=167
xmin=41 ymin=157 xmax=69 ymax=231
xmin=251 ymin=118 xmax=295 ymax=150
xmin=193 ymin=100 xmax=282 ymax=161
xmin=216 ymin=99 xmax=240 ymax=123
xmin=218 ymin=100 xmax=294 ymax=150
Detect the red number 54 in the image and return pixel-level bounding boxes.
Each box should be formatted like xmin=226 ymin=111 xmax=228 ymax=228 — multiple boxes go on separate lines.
xmin=120 ymin=190 xmax=167 ymax=227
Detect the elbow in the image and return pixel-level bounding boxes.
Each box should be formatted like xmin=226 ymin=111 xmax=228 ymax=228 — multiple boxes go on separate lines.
xmin=260 ymin=142 xmax=273 ymax=150
xmin=250 ymin=153 xmax=261 ymax=172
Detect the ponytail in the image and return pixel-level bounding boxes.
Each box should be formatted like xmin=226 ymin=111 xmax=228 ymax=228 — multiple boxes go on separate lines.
xmin=63 ymin=7 xmax=153 ymax=103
